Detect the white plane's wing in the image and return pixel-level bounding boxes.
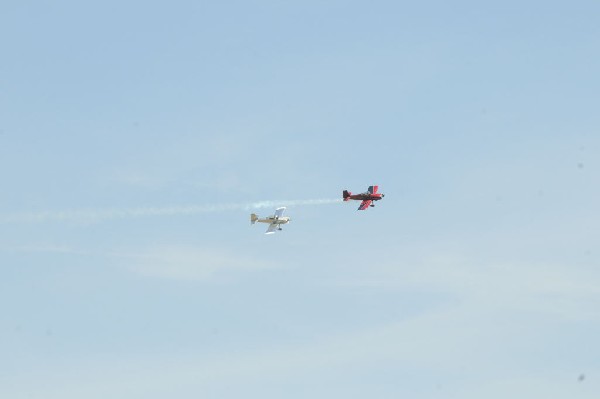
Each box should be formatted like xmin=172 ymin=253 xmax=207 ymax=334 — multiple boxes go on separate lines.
xmin=274 ymin=207 xmax=286 ymax=218
xmin=265 ymin=223 xmax=278 ymax=234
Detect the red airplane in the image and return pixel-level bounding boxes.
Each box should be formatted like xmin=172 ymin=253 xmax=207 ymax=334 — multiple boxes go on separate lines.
xmin=343 ymin=185 xmax=385 ymax=210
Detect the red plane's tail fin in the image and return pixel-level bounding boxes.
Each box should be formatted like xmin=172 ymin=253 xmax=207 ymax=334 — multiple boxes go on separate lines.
xmin=343 ymin=190 xmax=351 ymax=201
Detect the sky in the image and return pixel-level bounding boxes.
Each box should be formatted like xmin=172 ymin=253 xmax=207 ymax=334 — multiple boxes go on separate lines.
xmin=1 ymin=1 xmax=599 ymax=398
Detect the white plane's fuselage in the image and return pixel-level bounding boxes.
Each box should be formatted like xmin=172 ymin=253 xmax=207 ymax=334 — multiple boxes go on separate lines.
xmin=256 ymin=216 xmax=290 ymax=225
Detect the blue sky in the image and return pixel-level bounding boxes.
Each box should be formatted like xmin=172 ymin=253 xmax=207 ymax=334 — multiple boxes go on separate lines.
xmin=1 ymin=1 xmax=599 ymax=398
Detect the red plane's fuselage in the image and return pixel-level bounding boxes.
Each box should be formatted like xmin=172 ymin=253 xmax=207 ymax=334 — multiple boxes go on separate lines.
xmin=344 ymin=192 xmax=384 ymax=202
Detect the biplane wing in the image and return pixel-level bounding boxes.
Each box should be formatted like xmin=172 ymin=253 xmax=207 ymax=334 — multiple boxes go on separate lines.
xmin=274 ymin=207 xmax=286 ymax=218
xmin=265 ymin=223 xmax=279 ymax=234
xmin=358 ymin=199 xmax=372 ymax=210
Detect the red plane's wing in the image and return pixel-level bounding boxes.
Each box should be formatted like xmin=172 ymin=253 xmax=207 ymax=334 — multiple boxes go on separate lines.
xmin=368 ymin=185 xmax=378 ymax=194
xmin=358 ymin=199 xmax=372 ymax=210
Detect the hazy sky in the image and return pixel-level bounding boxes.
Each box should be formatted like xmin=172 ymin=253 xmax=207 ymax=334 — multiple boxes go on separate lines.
xmin=1 ymin=1 xmax=599 ymax=398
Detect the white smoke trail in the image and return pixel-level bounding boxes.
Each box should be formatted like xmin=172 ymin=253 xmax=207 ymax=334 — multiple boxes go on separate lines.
xmin=0 ymin=198 xmax=342 ymax=224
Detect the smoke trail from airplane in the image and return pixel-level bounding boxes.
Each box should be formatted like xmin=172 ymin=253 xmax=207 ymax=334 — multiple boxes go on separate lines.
xmin=0 ymin=198 xmax=342 ymax=224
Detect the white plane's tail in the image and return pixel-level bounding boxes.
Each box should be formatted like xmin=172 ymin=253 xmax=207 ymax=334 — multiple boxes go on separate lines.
xmin=250 ymin=213 xmax=258 ymax=224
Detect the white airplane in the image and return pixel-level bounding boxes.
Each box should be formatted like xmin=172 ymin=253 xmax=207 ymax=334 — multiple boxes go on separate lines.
xmin=250 ymin=207 xmax=291 ymax=234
